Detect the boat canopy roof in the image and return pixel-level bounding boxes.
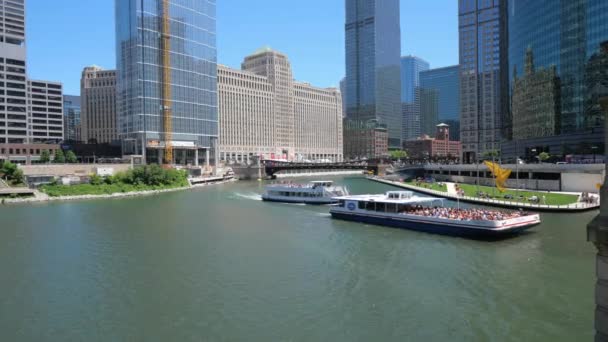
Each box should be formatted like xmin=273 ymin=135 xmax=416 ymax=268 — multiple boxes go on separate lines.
xmin=310 ymin=181 xmax=333 ymax=184
xmin=334 ymin=192 xmax=444 ymax=205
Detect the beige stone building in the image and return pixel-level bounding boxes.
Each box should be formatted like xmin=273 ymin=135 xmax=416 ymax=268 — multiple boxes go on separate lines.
xmin=80 ymin=66 xmax=117 ymax=144
xmin=218 ymin=47 xmax=343 ymax=163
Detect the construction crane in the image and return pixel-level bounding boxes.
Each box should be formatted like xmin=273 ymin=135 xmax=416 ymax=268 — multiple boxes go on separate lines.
xmin=160 ymin=0 xmax=173 ymax=165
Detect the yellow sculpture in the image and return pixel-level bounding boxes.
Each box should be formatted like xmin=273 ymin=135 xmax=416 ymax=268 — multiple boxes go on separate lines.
xmin=484 ymin=161 xmax=512 ymax=193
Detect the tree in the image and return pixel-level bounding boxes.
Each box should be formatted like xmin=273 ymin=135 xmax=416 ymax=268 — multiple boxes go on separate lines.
xmin=65 ymin=150 xmax=77 ymax=163
xmin=0 ymin=161 xmax=24 ymax=185
xmin=482 ymin=150 xmax=500 ymax=160
xmin=390 ymin=150 xmax=408 ymax=160
xmin=40 ymin=150 xmax=50 ymax=163
xmin=538 ymin=152 xmax=550 ymax=162
xmin=53 ymin=149 xmax=65 ymax=164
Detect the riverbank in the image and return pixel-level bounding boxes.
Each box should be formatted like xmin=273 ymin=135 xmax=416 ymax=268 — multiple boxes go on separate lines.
xmin=0 ymin=178 xmax=236 ymax=205
xmin=369 ymin=176 xmax=599 ymax=212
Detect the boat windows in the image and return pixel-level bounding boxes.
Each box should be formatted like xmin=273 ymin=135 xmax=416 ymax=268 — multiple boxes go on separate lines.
xmin=338 ymin=200 xmax=345 ymax=207
xmin=386 ymin=203 xmax=398 ymax=213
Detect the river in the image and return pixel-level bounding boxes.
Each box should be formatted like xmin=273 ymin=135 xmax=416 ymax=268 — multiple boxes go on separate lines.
xmin=0 ymin=176 xmax=596 ymax=341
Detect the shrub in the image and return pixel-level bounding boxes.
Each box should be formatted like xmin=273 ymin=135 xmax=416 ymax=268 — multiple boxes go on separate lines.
xmin=89 ymin=174 xmax=103 ymax=185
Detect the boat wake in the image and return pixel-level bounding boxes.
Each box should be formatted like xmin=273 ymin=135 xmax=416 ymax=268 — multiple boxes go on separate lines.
xmin=232 ymin=192 xmax=263 ymax=201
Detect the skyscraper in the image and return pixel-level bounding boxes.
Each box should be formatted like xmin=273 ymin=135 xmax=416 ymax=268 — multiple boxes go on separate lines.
xmin=0 ymin=0 xmax=64 ymax=164
xmin=115 ymin=0 xmax=218 ymax=166
xmin=63 ymin=95 xmax=81 ymax=143
xmin=218 ymin=48 xmax=343 ymax=163
xmin=420 ymin=65 xmax=460 ymax=140
xmin=503 ymin=0 xmax=608 ymax=160
xmin=344 ymin=0 xmax=402 ymax=152
xmin=81 ymin=66 xmax=117 ymax=144
xmin=459 ymin=0 xmax=507 ymax=163
xmin=400 ymin=56 xmax=430 ymax=103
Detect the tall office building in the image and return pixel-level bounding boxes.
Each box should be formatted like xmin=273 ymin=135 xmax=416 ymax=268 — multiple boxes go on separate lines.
xmin=344 ymin=0 xmax=402 ymax=153
xmin=80 ymin=66 xmax=117 ymax=144
xmin=420 ymin=65 xmax=460 ymax=140
xmin=339 ymin=77 xmax=347 ymax=117
xmin=400 ymin=56 xmax=429 ymax=143
xmin=63 ymin=95 xmax=81 ymax=142
xmin=401 ymin=56 xmax=430 ymax=103
xmin=503 ymin=0 xmax=608 ymax=160
xmin=115 ymin=0 xmax=218 ymax=166
xmin=402 ymin=89 xmax=421 ymax=141
xmin=459 ymin=0 xmax=507 ymax=163
xmin=419 ymin=88 xmax=439 ymax=138
xmin=218 ymin=48 xmax=343 ymax=163
xmin=0 ymin=0 xmax=64 ymax=164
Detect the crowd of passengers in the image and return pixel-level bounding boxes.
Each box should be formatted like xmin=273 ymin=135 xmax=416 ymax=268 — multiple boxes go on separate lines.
xmin=403 ymin=205 xmax=527 ymax=221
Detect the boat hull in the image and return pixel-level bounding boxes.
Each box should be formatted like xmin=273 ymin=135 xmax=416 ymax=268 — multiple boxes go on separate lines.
xmin=330 ymin=211 xmax=539 ymax=238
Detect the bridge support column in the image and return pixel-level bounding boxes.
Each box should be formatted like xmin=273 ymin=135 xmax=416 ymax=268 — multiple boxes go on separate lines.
xmin=588 ymin=96 xmax=608 ymax=341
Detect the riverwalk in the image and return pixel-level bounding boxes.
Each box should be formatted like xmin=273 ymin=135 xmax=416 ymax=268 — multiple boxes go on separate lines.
xmin=368 ymin=177 xmax=599 ymax=212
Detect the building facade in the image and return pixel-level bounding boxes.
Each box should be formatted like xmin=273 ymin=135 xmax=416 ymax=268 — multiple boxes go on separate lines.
xmin=403 ymin=124 xmax=462 ymax=159
xmin=511 ymin=48 xmax=561 ymax=140
xmin=115 ymin=0 xmax=218 ymax=166
xmin=218 ymin=48 xmax=343 ymax=163
xmin=344 ymin=0 xmax=402 ymax=150
xmin=400 ymin=56 xmax=430 ymax=103
xmin=28 ymin=80 xmax=64 ymax=144
xmin=459 ymin=0 xmax=507 ymax=163
xmin=0 ymin=0 xmax=64 ymax=164
xmin=343 ymin=120 xmax=388 ymax=160
xmin=402 ymin=89 xmax=421 ymax=141
xmin=80 ymin=66 xmax=117 ymax=144
xmin=420 ymin=88 xmax=439 ymax=138
xmin=505 ymin=0 xmax=608 ymax=160
xmin=63 ymin=95 xmax=81 ymax=142
xmin=420 ymin=65 xmax=460 ymax=140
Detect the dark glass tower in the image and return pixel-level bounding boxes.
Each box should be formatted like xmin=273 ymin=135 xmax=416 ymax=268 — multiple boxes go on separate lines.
xmin=344 ymin=0 xmax=402 ymax=150
xmin=420 ymin=65 xmax=461 ymax=140
xmin=505 ymin=0 xmax=608 ymax=160
xmin=115 ymin=0 xmax=218 ymax=165
xmin=459 ymin=0 xmax=508 ymax=163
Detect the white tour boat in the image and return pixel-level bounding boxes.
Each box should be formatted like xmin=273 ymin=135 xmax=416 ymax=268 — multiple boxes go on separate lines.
xmin=330 ymin=191 xmax=541 ymax=238
xmin=262 ymin=181 xmax=349 ymax=205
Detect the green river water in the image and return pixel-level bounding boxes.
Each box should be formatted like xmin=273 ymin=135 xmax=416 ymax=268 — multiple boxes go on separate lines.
xmin=0 ymin=176 xmax=597 ymax=341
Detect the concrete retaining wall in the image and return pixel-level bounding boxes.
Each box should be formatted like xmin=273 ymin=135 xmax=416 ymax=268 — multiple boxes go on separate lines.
xmin=19 ymin=164 xmax=131 ymax=176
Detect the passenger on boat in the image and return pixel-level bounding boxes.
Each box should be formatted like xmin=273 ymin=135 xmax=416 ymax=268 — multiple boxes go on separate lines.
xmin=401 ymin=206 xmax=526 ymax=221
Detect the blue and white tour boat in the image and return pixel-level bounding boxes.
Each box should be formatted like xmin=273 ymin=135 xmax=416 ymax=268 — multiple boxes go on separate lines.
xmin=330 ymin=191 xmax=541 ymax=238
xmin=262 ymin=181 xmax=349 ymax=205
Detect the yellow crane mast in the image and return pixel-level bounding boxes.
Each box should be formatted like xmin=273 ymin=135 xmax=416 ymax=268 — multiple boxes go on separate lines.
xmin=161 ymin=0 xmax=173 ymax=165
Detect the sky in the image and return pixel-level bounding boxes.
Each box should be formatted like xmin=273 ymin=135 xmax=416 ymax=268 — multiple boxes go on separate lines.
xmin=26 ymin=0 xmax=459 ymax=95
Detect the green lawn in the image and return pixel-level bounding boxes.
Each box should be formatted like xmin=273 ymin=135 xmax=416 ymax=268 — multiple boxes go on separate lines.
xmin=403 ymin=180 xmax=447 ymax=193
xmin=40 ymin=182 xmax=187 ymax=197
xmin=400 ymin=180 xmax=579 ymax=206
xmin=455 ymin=183 xmax=579 ymax=206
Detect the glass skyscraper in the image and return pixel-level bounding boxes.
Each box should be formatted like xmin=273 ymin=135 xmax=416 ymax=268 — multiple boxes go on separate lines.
xmin=63 ymin=95 xmax=81 ymax=142
xmin=344 ymin=0 xmax=402 ymax=150
xmin=420 ymin=65 xmax=461 ymax=140
xmin=115 ymin=0 xmax=218 ymax=165
xmin=401 ymin=56 xmax=430 ymax=103
xmin=504 ymin=0 xmax=608 ymax=160
xmin=459 ymin=0 xmax=508 ymax=163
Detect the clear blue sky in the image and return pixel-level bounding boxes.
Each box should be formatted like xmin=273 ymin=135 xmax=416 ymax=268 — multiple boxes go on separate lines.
xmin=27 ymin=0 xmax=458 ymax=95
